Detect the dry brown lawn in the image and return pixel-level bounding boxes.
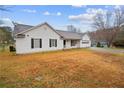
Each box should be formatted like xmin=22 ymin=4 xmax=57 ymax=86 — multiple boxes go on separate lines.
xmin=0 ymin=48 xmax=124 ymax=88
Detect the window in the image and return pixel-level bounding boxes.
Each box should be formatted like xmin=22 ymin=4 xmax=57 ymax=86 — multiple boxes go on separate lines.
xmin=31 ymin=38 xmax=42 ymax=48
xmin=49 ymin=39 xmax=57 ymax=47
xmin=82 ymin=40 xmax=89 ymax=44
xmin=71 ymin=40 xmax=77 ymax=46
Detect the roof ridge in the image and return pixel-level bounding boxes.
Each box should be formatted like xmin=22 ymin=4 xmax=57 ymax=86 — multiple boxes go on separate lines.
xmin=56 ymin=30 xmax=83 ymax=34
xmin=14 ymin=22 xmax=34 ymax=27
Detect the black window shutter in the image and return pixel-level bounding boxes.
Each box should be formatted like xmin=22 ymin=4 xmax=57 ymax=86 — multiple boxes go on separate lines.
xmin=40 ymin=39 xmax=42 ymax=48
xmin=31 ymin=38 xmax=34 ymax=48
xmin=55 ymin=39 xmax=57 ymax=47
xmin=49 ymin=39 xmax=51 ymax=47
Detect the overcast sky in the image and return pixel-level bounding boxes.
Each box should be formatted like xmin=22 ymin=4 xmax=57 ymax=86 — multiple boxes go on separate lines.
xmin=0 ymin=5 xmax=122 ymax=32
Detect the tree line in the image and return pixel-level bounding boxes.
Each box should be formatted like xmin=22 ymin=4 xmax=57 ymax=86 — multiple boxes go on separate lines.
xmin=91 ymin=6 xmax=124 ymax=47
xmin=0 ymin=27 xmax=14 ymax=51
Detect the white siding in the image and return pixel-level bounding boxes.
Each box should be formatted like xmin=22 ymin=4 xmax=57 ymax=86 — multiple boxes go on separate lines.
xmin=15 ymin=24 xmax=63 ymax=54
xmin=80 ymin=34 xmax=91 ymax=48
xmin=15 ymin=24 xmax=91 ymax=54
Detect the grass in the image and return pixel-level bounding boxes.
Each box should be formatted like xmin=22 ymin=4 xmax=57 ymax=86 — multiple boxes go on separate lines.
xmin=103 ymin=47 xmax=124 ymax=50
xmin=0 ymin=48 xmax=124 ymax=88
xmin=0 ymin=45 xmax=10 ymax=52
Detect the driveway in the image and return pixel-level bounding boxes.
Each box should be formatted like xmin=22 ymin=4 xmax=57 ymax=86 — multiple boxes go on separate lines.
xmin=90 ymin=47 xmax=124 ymax=54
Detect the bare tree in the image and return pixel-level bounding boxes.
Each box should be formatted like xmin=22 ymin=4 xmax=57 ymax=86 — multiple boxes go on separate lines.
xmin=114 ymin=7 xmax=124 ymax=28
xmin=92 ymin=12 xmax=106 ymax=30
xmin=92 ymin=6 xmax=124 ymax=47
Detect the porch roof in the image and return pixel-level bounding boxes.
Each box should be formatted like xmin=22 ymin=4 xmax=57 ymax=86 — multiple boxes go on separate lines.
xmin=56 ymin=30 xmax=82 ymax=40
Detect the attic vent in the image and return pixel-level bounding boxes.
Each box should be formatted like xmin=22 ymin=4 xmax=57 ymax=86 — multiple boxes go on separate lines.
xmin=16 ymin=34 xmax=25 ymax=38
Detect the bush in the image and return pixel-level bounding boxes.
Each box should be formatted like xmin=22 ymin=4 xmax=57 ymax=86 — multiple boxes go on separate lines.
xmin=9 ymin=46 xmax=16 ymax=52
xmin=113 ymin=31 xmax=124 ymax=47
xmin=101 ymin=45 xmax=104 ymax=48
xmin=97 ymin=42 xmax=101 ymax=47
xmin=113 ymin=40 xmax=124 ymax=47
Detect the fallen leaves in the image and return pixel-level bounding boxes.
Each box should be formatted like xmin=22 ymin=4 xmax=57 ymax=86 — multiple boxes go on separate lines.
xmin=0 ymin=49 xmax=124 ymax=87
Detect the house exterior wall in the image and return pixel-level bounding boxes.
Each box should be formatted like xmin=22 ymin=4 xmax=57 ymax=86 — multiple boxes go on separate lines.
xmin=15 ymin=24 xmax=63 ymax=54
xmin=15 ymin=24 xmax=91 ymax=54
xmin=80 ymin=34 xmax=91 ymax=48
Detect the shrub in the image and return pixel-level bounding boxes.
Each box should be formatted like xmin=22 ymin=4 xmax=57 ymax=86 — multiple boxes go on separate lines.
xmin=9 ymin=46 xmax=16 ymax=52
xmin=113 ymin=31 xmax=124 ymax=47
xmin=97 ymin=42 xmax=101 ymax=47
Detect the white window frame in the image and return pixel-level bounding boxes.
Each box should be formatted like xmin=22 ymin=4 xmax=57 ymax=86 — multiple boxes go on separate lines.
xmin=49 ymin=39 xmax=57 ymax=47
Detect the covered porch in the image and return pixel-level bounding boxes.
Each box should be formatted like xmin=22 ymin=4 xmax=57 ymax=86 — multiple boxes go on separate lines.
xmin=63 ymin=39 xmax=80 ymax=49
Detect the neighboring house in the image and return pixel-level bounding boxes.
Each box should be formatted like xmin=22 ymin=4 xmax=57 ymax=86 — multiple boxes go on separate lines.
xmin=14 ymin=22 xmax=91 ymax=54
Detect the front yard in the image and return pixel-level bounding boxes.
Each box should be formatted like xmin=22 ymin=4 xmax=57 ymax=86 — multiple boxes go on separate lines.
xmin=0 ymin=48 xmax=124 ymax=88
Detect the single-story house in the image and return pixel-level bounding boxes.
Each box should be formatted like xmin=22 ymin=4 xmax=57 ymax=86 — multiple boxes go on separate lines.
xmin=14 ymin=22 xmax=91 ymax=54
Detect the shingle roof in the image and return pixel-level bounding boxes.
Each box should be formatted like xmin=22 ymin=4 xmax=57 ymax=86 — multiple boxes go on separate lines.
xmin=13 ymin=23 xmax=34 ymax=35
xmin=14 ymin=23 xmax=86 ymax=40
xmin=56 ymin=30 xmax=82 ymax=39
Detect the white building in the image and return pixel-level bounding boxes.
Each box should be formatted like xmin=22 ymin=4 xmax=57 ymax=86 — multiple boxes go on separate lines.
xmin=14 ymin=22 xmax=91 ymax=54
